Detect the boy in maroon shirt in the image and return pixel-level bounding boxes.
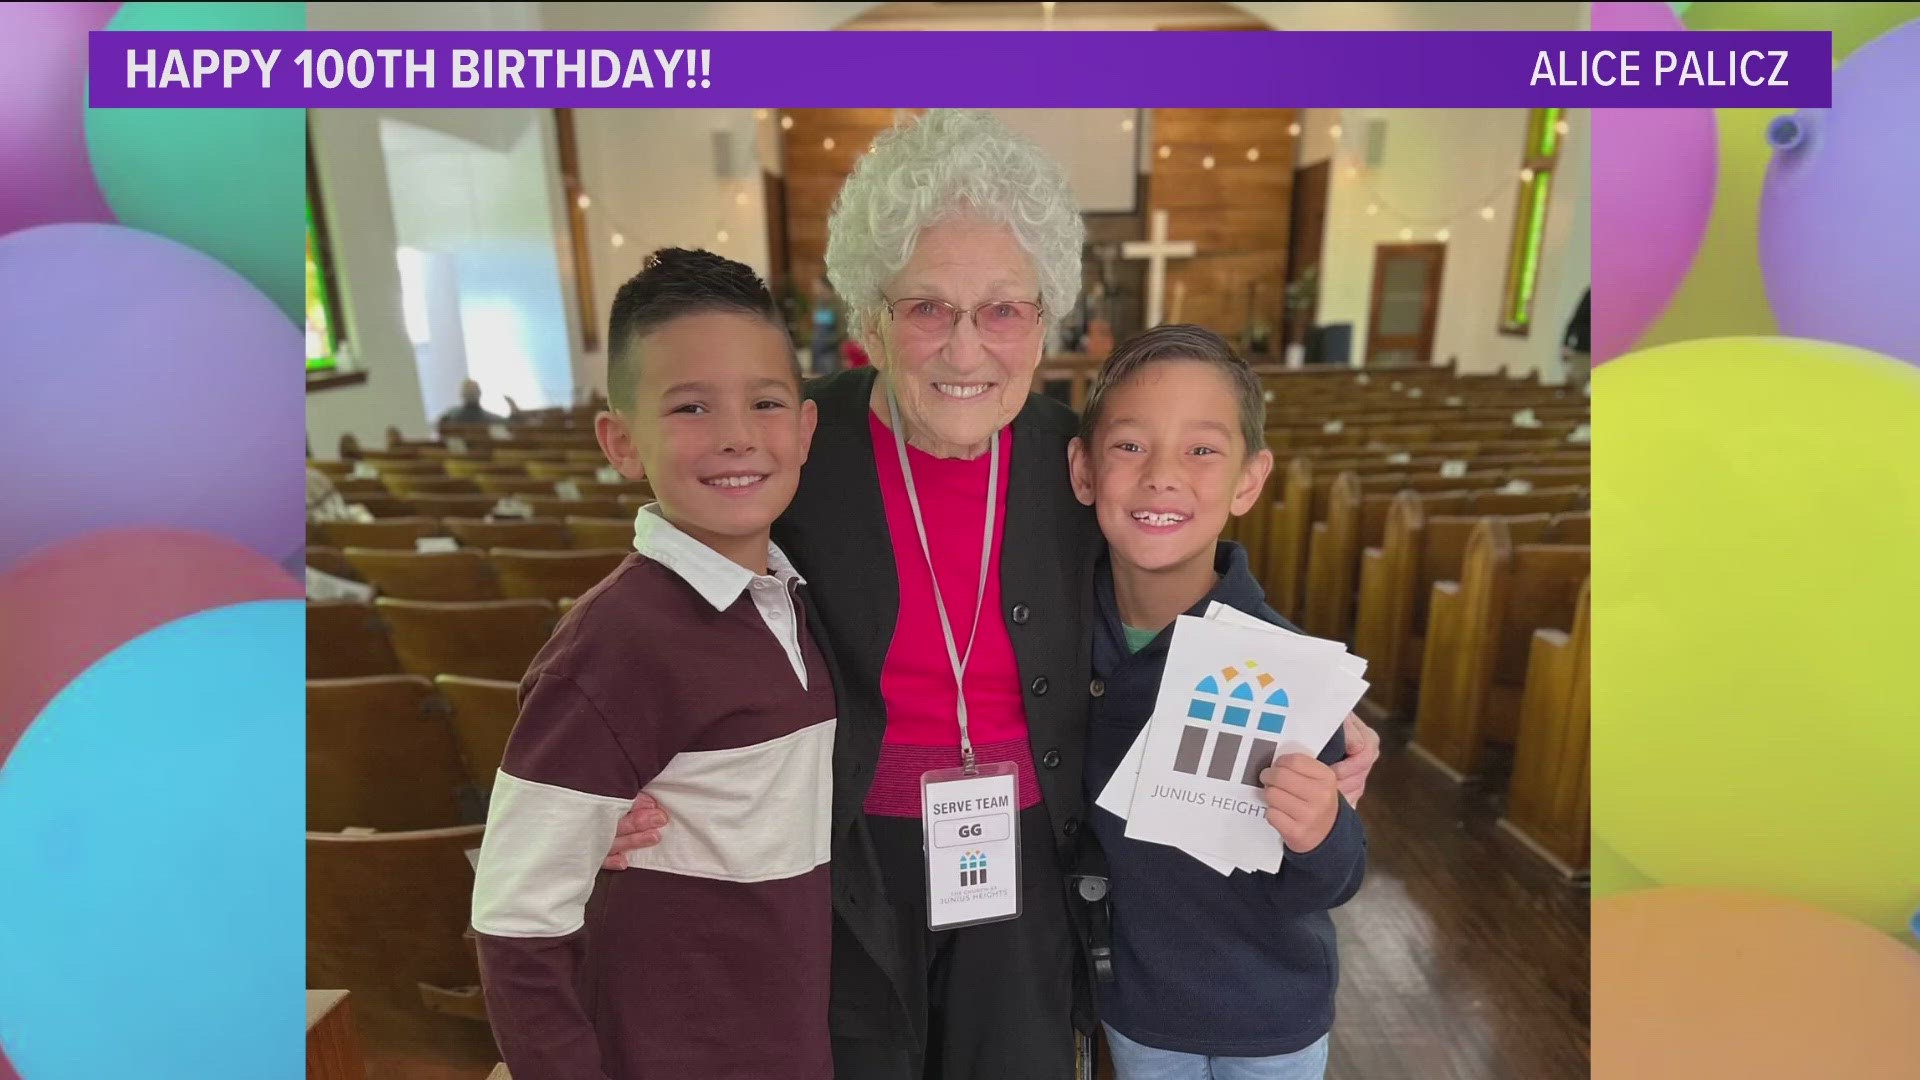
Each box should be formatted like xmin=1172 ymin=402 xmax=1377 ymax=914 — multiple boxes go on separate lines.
xmin=471 ymin=249 xmax=833 ymax=1080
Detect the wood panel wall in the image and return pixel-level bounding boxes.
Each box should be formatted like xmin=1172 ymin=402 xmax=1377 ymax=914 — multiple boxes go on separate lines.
xmin=778 ymin=109 xmax=911 ymax=304
xmin=1148 ymin=108 xmax=1299 ymax=351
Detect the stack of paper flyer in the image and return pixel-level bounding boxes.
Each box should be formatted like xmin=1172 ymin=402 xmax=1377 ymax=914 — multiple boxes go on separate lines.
xmin=1096 ymin=604 xmax=1368 ymax=876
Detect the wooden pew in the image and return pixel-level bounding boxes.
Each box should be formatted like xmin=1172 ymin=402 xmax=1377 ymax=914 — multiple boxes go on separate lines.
xmin=308 ymin=601 xmax=402 ymax=680
xmin=1500 ymin=577 xmax=1591 ymax=877
xmin=321 ymin=517 xmax=446 ymax=551
xmin=377 ymin=598 xmax=558 ymax=681
xmin=443 ymin=517 xmax=574 ymax=551
xmin=1299 ymin=484 xmax=1471 ymax=644
xmin=436 ymin=675 xmax=519 ymax=794
xmin=308 ymin=676 xmax=473 ymax=831
xmin=345 ymin=549 xmax=502 ymax=602
xmin=307 ymin=990 xmax=367 ymax=1080
xmin=473 ymin=475 xmax=563 ymax=498
xmin=1411 ymin=517 xmax=1589 ymax=779
xmin=307 ymin=546 xmax=362 ymax=585
xmin=490 ymin=548 xmax=629 ymax=603
xmin=307 ymin=825 xmax=486 ymax=1017
xmin=1547 ymin=511 xmax=1589 ymax=544
xmin=1350 ymin=501 xmax=1553 ymax=722
xmin=565 ymin=517 xmax=635 ymax=550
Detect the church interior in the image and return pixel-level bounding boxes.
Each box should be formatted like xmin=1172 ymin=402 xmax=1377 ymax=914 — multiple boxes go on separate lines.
xmin=304 ymin=5 xmax=1592 ymax=1079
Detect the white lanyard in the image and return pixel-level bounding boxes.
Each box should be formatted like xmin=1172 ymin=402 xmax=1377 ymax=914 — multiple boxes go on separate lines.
xmin=884 ymin=375 xmax=999 ymax=775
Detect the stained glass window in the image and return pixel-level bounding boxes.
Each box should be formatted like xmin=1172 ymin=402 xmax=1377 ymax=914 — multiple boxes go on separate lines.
xmin=1499 ymin=108 xmax=1565 ymax=336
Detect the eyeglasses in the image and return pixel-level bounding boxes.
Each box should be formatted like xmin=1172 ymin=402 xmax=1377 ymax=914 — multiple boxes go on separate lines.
xmin=882 ymin=295 xmax=1044 ymax=343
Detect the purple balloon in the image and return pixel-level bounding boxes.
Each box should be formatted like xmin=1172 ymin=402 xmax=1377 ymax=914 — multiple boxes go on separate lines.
xmin=1761 ymin=20 xmax=1920 ymax=368
xmin=0 ymin=4 xmax=118 ymax=237
xmin=1590 ymin=1 xmax=1718 ymax=363
xmin=0 ymin=223 xmax=303 ymax=570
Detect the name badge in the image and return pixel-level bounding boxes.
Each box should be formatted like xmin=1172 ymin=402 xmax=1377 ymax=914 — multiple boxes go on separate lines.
xmin=921 ymin=761 xmax=1021 ymax=930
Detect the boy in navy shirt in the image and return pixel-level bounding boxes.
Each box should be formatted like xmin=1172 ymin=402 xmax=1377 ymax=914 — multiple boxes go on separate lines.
xmin=1067 ymin=325 xmax=1367 ymax=1079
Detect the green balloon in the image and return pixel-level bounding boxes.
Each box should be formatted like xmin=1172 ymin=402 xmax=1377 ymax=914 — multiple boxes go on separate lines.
xmin=1682 ymin=2 xmax=1920 ymax=61
xmin=84 ymin=3 xmax=306 ymax=324
xmin=1667 ymin=2 xmax=1694 ymax=16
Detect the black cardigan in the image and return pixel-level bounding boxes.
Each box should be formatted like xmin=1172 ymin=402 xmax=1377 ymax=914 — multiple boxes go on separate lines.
xmin=773 ymin=365 xmax=1103 ymax=1041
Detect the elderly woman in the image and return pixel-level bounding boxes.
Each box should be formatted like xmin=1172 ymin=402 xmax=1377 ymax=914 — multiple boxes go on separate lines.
xmin=608 ymin=110 xmax=1379 ymax=1079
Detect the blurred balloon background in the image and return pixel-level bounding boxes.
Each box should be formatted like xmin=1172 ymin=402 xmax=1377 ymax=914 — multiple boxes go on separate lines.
xmin=1592 ymin=4 xmax=1920 ymax=1076
xmin=0 ymin=4 xmax=304 ymax=1078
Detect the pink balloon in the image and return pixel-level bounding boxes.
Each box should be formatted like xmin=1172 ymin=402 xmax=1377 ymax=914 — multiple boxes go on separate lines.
xmin=0 ymin=527 xmax=301 ymax=773
xmin=1590 ymin=2 xmax=1718 ymax=363
xmin=0 ymin=3 xmax=118 ymax=237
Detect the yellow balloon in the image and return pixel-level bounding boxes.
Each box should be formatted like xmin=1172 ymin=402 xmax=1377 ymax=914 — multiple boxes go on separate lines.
xmin=1594 ymin=888 xmax=1920 ymax=1080
xmin=1594 ymin=338 xmax=1920 ymax=934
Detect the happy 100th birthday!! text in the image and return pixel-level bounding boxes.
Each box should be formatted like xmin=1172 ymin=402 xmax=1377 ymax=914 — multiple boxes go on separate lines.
xmin=122 ymin=45 xmax=1795 ymax=93
xmin=126 ymin=48 xmax=718 ymax=90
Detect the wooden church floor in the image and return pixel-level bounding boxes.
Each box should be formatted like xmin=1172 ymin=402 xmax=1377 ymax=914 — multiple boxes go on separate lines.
xmin=354 ymin=725 xmax=1589 ymax=1080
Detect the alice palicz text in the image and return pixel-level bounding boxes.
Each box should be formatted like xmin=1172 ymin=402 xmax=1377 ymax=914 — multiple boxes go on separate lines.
xmin=1531 ymin=48 xmax=1789 ymax=86
xmin=123 ymin=47 xmax=716 ymax=90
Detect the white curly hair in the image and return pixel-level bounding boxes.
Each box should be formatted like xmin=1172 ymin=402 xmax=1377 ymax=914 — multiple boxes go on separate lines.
xmin=824 ymin=109 xmax=1084 ymax=343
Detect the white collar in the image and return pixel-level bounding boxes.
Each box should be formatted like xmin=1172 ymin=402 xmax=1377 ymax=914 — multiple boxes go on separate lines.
xmin=631 ymin=503 xmax=803 ymax=612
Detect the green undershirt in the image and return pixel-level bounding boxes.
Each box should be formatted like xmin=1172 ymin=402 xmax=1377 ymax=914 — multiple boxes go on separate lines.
xmin=1122 ymin=624 xmax=1160 ymax=654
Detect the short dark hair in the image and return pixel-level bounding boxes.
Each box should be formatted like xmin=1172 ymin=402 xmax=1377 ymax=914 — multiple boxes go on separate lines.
xmin=1077 ymin=324 xmax=1265 ymax=453
xmin=605 ymin=247 xmax=794 ymax=408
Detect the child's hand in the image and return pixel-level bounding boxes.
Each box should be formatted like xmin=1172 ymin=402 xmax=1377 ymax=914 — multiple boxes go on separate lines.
xmin=1259 ymin=754 xmax=1341 ymax=854
xmin=601 ymin=792 xmax=670 ymax=870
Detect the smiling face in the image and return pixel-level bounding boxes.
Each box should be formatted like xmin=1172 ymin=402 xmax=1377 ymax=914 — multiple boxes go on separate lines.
xmin=869 ymin=218 xmax=1046 ymax=459
xmin=595 ymin=309 xmax=817 ymax=571
xmin=1069 ymin=358 xmax=1273 ymax=576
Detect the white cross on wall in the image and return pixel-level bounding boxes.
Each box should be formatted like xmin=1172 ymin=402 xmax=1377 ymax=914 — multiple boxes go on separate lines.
xmin=1122 ymin=209 xmax=1197 ymax=329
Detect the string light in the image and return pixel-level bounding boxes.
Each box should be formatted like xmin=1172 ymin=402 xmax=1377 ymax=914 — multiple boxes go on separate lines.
xmin=1329 ymin=123 xmax=1343 ymax=138
xmin=1436 ymin=228 xmax=1451 ymax=242
xmin=1555 ymin=119 xmax=1570 ymax=136
xmin=1288 ymin=121 xmax=1302 ymax=137
xmin=823 ymin=137 xmax=835 ymax=150
xmin=780 ymin=115 xmax=794 ymax=131
xmin=716 ymin=229 xmax=730 ymax=244
xmin=610 ymin=232 xmax=625 ymax=248
xmin=575 ymin=193 xmax=591 ymax=210
xmin=1246 ymin=147 xmax=1260 ymax=162
xmin=1520 ymin=167 xmax=1535 ymax=182
xmin=1158 ymin=145 xmax=1171 ymax=160
xmin=754 ymin=109 xmax=768 ymax=121
xmin=1480 ymin=206 xmax=1497 ymax=221
xmin=1201 ymin=155 xmax=1216 ymax=170
xmin=1121 ymin=117 xmax=1135 ymax=133
xmin=735 ymin=191 xmax=749 ymax=207
xmin=1366 ymin=203 xmax=1380 ymax=216
xmin=1399 ymin=227 xmax=1413 ymax=241
xmin=1346 ymin=165 xmax=1359 ymax=179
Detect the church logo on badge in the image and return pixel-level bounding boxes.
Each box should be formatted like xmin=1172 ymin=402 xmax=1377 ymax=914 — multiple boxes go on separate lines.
xmin=959 ymin=850 xmax=988 ymax=887
xmin=1173 ymin=661 xmax=1288 ymax=787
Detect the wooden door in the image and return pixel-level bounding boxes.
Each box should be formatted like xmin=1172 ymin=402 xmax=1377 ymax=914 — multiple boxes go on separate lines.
xmin=1365 ymin=243 xmax=1445 ymax=368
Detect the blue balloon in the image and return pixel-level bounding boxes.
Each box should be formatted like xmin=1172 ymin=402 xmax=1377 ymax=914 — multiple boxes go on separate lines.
xmin=0 ymin=601 xmax=302 ymax=1079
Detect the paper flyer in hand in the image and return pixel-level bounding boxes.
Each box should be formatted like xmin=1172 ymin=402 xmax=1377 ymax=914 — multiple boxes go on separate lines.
xmin=1101 ymin=608 xmax=1368 ymax=876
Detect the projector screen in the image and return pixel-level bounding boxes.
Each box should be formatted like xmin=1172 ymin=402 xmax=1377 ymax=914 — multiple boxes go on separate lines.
xmin=991 ymin=109 xmax=1142 ymax=214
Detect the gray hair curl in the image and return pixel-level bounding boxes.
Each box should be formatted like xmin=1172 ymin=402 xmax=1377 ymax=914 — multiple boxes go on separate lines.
xmin=824 ymin=109 xmax=1084 ymax=342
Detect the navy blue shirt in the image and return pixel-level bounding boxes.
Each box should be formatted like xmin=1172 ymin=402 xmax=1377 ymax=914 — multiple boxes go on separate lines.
xmin=1086 ymin=542 xmax=1367 ymax=1056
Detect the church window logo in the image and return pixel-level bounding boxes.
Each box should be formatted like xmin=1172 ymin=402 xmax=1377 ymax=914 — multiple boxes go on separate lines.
xmin=959 ymin=850 xmax=988 ymax=887
xmin=1174 ymin=660 xmax=1287 ymax=787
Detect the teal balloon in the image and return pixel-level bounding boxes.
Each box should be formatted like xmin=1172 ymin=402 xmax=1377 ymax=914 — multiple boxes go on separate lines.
xmin=84 ymin=3 xmax=306 ymax=324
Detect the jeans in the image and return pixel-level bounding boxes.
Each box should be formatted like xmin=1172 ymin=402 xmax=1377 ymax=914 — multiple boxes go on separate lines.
xmin=1103 ymin=1024 xmax=1329 ymax=1080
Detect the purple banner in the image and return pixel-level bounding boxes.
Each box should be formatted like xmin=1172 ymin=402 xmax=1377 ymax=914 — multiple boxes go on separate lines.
xmin=87 ymin=30 xmax=1831 ymax=109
